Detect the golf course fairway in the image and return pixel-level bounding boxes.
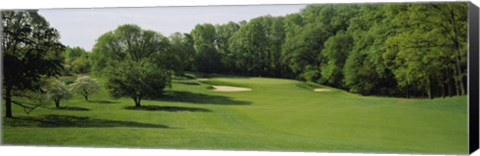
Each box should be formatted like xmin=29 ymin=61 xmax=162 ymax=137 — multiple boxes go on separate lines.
xmin=2 ymin=76 xmax=468 ymax=154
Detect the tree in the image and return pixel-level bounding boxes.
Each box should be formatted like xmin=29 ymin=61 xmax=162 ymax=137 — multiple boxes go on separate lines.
xmin=2 ymin=10 xmax=65 ymax=118
xmin=320 ymin=31 xmax=353 ymax=87
xmin=91 ymin=24 xmax=173 ymax=107
xmin=191 ymin=23 xmax=222 ymax=73
xmin=64 ymin=46 xmax=90 ymax=74
xmin=228 ymin=16 xmax=270 ymax=76
xmin=69 ymin=76 xmax=100 ymax=101
xmin=45 ymin=79 xmax=72 ymax=108
xmin=215 ymin=22 xmax=240 ymax=73
xmin=339 ymin=5 xmax=391 ymax=95
xmin=385 ymin=3 xmax=467 ymax=98
xmin=106 ymin=60 xmax=172 ymax=107
xmin=169 ymin=32 xmax=196 ymax=73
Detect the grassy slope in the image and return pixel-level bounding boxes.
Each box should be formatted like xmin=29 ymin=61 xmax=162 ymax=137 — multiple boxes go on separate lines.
xmin=2 ymin=76 xmax=468 ymax=154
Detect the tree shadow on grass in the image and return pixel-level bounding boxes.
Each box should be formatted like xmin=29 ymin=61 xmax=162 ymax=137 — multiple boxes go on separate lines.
xmin=6 ymin=115 xmax=170 ymax=129
xmin=88 ymin=100 xmax=118 ymax=104
xmin=55 ymin=106 xmax=90 ymax=111
xmin=152 ymin=91 xmax=251 ymax=105
xmin=125 ymin=105 xmax=211 ymax=112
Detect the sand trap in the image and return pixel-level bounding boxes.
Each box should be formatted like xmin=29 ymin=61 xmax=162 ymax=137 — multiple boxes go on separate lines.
xmin=212 ymin=86 xmax=252 ymax=92
xmin=197 ymin=78 xmax=209 ymax=81
xmin=314 ymin=88 xmax=331 ymax=92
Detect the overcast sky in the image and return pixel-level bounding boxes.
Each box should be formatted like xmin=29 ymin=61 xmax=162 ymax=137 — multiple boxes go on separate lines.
xmin=38 ymin=5 xmax=306 ymax=51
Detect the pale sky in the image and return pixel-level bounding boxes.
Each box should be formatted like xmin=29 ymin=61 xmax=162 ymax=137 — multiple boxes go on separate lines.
xmin=38 ymin=5 xmax=306 ymax=51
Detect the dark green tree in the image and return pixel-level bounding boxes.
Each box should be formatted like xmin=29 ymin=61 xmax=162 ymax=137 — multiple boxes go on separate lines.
xmin=106 ymin=60 xmax=172 ymax=107
xmin=1 ymin=10 xmax=65 ymax=118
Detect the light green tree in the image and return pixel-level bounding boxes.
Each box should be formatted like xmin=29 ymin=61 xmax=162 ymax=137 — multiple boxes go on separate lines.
xmin=70 ymin=76 xmax=100 ymax=101
xmin=45 ymin=79 xmax=72 ymax=108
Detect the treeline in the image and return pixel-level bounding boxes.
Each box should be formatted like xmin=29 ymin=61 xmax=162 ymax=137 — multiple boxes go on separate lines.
xmin=89 ymin=3 xmax=468 ymax=99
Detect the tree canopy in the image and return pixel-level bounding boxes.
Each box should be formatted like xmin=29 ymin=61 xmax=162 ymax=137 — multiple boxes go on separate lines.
xmin=162 ymin=3 xmax=468 ymax=98
xmin=90 ymin=24 xmax=173 ymax=107
xmin=2 ymin=10 xmax=65 ymax=117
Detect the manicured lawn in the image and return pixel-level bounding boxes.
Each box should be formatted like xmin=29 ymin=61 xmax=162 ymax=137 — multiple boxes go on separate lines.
xmin=2 ymin=75 xmax=468 ymax=154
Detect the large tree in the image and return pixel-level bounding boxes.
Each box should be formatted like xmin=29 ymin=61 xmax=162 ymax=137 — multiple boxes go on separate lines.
xmin=2 ymin=10 xmax=65 ymax=118
xmin=106 ymin=60 xmax=172 ymax=107
xmin=385 ymin=3 xmax=467 ymax=98
xmin=91 ymin=24 xmax=173 ymax=107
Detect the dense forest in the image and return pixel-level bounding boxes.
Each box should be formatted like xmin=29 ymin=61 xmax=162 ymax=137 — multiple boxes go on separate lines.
xmin=88 ymin=3 xmax=468 ymax=99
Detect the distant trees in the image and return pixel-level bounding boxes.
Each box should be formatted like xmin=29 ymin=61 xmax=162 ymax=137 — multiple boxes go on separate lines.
xmin=2 ymin=10 xmax=65 ymax=118
xmin=90 ymin=24 xmax=173 ymax=107
xmin=191 ymin=23 xmax=223 ymax=73
xmin=64 ymin=47 xmax=90 ymax=74
xmin=169 ymin=32 xmax=196 ymax=73
xmin=165 ymin=3 xmax=467 ymax=99
xmin=69 ymin=76 xmax=100 ymax=101
xmin=85 ymin=3 xmax=467 ymax=99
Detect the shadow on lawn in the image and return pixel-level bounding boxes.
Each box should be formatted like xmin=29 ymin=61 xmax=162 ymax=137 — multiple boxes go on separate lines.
xmin=153 ymin=91 xmax=251 ymax=105
xmin=88 ymin=100 xmax=118 ymax=104
xmin=7 ymin=115 xmax=170 ymax=129
xmin=125 ymin=105 xmax=211 ymax=112
xmin=55 ymin=106 xmax=90 ymax=111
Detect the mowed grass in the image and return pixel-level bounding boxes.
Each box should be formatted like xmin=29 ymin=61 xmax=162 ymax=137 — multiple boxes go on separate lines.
xmin=2 ymin=75 xmax=468 ymax=154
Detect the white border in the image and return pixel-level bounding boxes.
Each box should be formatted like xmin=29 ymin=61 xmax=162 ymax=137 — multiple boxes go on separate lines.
xmin=0 ymin=0 xmax=478 ymax=156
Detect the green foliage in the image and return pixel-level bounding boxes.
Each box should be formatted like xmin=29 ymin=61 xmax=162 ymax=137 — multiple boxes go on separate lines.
xmin=160 ymin=3 xmax=467 ymax=98
xmin=91 ymin=24 xmax=173 ymax=107
xmin=1 ymin=10 xmax=66 ymax=117
xmin=105 ymin=60 xmax=172 ymax=107
xmin=69 ymin=76 xmax=100 ymax=101
xmin=45 ymin=79 xmax=72 ymax=108
xmin=63 ymin=46 xmax=90 ymax=74
xmin=215 ymin=22 xmax=241 ymax=72
xmin=90 ymin=24 xmax=171 ymax=75
xmin=191 ymin=23 xmax=222 ymax=73
xmin=169 ymin=32 xmax=196 ymax=73
xmin=385 ymin=3 xmax=468 ymax=98
xmin=320 ymin=31 xmax=353 ymax=86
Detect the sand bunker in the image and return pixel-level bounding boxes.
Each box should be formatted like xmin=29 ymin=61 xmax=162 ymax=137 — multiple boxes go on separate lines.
xmin=314 ymin=88 xmax=331 ymax=92
xmin=197 ymin=78 xmax=209 ymax=81
xmin=212 ymin=86 xmax=252 ymax=92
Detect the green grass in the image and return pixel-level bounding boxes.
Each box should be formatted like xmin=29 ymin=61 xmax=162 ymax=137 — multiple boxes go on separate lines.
xmin=2 ymin=75 xmax=468 ymax=154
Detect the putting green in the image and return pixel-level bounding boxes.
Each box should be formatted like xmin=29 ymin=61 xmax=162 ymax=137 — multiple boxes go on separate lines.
xmin=2 ymin=75 xmax=468 ymax=154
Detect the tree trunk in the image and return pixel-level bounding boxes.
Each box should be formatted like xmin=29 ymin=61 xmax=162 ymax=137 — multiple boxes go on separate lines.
xmin=427 ymin=77 xmax=433 ymax=99
xmin=133 ymin=97 xmax=141 ymax=108
xmin=5 ymin=87 xmax=13 ymax=118
xmin=83 ymin=89 xmax=89 ymax=101
xmin=450 ymin=9 xmax=466 ymax=95
xmin=442 ymin=82 xmax=446 ymax=98
xmin=55 ymin=99 xmax=60 ymax=108
xmin=406 ymin=84 xmax=410 ymax=98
